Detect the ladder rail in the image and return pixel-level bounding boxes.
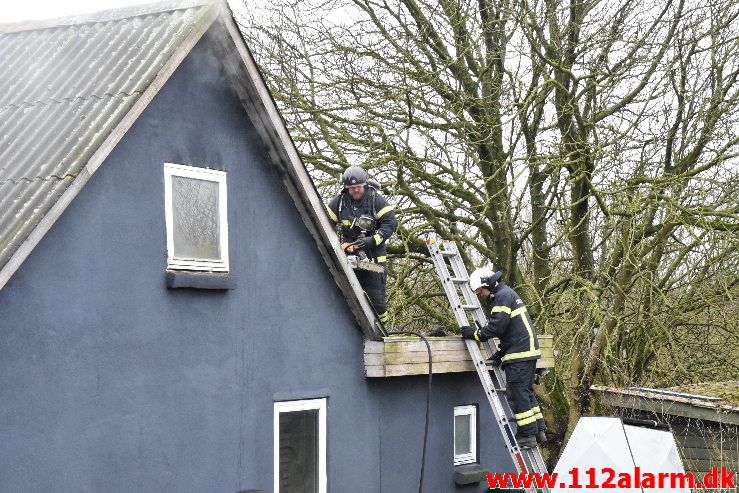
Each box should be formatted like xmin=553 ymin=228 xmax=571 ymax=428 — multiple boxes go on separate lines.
xmin=442 ymin=242 xmax=501 ymax=358
xmin=426 ymin=239 xmax=551 ymax=493
xmin=441 ymin=240 xmax=551 ymax=480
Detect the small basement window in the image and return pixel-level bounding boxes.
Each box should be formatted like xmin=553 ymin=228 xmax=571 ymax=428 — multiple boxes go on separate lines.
xmin=454 ymin=404 xmax=477 ymax=465
xmin=274 ymin=398 xmax=327 ymax=493
xmin=164 ymin=163 xmax=228 ymax=272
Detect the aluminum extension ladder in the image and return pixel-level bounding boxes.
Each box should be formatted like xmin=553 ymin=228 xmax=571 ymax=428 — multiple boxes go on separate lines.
xmin=426 ymin=238 xmax=550 ymax=493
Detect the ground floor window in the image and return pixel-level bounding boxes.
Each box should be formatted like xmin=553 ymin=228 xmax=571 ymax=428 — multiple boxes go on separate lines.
xmin=274 ymin=398 xmax=327 ymax=493
xmin=454 ymin=404 xmax=478 ymax=465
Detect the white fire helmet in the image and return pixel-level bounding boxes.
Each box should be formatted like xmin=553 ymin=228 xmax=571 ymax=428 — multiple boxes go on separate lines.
xmin=469 ymin=267 xmax=496 ymax=292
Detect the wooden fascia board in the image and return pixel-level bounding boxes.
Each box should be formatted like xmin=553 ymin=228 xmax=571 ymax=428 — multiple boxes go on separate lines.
xmin=364 ymin=335 xmax=555 ymax=377
xmin=213 ymin=6 xmax=383 ymax=340
xmin=0 ymin=4 xmax=219 ymax=291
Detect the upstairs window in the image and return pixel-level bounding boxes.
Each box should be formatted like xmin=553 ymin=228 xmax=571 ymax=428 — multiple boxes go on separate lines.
xmin=164 ymin=163 xmax=229 ymax=272
xmin=454 ymin=404 xmax=477 ymax=465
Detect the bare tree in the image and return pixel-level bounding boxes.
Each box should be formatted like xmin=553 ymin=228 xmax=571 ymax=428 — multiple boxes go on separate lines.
xmin=237 ymin=0 xmax=739 ymax=451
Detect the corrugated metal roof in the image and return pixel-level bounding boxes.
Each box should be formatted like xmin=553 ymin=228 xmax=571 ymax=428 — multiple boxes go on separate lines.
xmin=668 ymin=381 xmax=739 ymax=407
xmin=592 ymin=384 xmax=739 ymax=417
xmin=0 ymin=1 xmax=214 ymax=272
xmin=0 ymin=0 xmax=383 ymax=338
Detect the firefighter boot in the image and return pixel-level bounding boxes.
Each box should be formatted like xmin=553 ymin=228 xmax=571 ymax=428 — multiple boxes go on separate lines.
xmin=515 ymin=433 xmax=537 ymax=449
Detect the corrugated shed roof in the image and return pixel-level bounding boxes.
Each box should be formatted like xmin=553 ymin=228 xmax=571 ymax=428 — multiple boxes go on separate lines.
xmin=668 ymin=381 xmax=739 ymax=407
xmin=0 ymin=1 xmax=214 ymax=272
xmin=592 ymin=384 xmax=739 ymax=426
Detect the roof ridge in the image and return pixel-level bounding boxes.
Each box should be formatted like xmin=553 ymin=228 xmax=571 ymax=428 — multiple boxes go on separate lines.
xmin=0 ymin=0 xmax=212 ymax=35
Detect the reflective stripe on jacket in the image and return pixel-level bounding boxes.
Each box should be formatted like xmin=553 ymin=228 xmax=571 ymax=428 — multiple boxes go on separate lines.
xmin=477 ymin=283 xmax=541 ymax=363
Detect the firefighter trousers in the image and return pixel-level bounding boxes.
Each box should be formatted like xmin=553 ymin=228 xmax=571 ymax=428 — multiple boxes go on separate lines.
xmin=355 ymin=264 xmax=388 ymax=324
xmin=504 ymin=359 xmax=546 ymax=436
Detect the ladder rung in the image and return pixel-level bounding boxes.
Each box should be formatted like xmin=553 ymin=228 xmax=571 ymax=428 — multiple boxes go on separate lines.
xmin=450 ymin=277 xmax=468 ymax=284
xmin=460 ymin=304 xmax=479 ymax=310
xmin=439 ymin=250 xmax=456 ymax=257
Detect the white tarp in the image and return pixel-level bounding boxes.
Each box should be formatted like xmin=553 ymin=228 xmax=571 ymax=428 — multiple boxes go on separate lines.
xmin=623 ymin=423 xmax=689 ymax=493
xmin=551 ymin=417 xmax=689 ymax=492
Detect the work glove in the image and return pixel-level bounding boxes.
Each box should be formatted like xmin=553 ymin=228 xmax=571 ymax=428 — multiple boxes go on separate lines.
xmin=351 ymin=236 xmax=376 ymax=250
xmin=487 ymin=350 xmax=503 ymax=367
xmin=460 ymin=325 xmax=477 ymax=340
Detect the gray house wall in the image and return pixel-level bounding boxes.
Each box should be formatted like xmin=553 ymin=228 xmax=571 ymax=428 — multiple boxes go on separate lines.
xmin=372 ymin=374 xmax=516 ymax=492
xmin=0 ymin=25 xmax=512 ymax=493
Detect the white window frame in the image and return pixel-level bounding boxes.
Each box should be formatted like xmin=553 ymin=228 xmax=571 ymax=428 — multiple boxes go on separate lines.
xmin=454 ymin=404 xmax=477 ymax=465
xmin=274 ymin=398 xmax=327 ymax=493
xmin=163 ymin=162 xmax=229 ymax=272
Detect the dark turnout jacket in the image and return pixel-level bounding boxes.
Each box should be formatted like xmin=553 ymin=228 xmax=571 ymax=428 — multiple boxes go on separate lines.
xmin=476 ymin=282 xmax=541 ymax=364
xmin=326 ymin=188 xmax=396 ymax=263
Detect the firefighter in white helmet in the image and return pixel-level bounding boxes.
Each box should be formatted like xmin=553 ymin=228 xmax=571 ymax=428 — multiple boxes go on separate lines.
xmin=461 ymin=268 xmax=546 ymax=448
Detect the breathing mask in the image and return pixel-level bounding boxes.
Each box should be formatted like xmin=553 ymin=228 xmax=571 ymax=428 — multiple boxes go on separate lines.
xmin=351 ymin=214 xmax=376 ymax=233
